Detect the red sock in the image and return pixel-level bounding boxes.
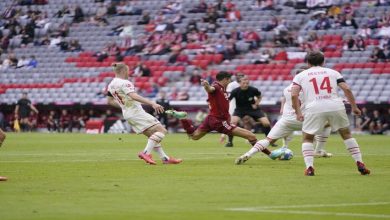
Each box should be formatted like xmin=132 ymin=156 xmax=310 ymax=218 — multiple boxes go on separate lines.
xmin=180 ymin=119 xmax=196 ymax=135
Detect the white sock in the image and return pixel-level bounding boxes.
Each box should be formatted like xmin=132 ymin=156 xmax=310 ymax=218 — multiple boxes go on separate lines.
xmin=245 ymin=139 xmax=270 ymax=157
xmin=154 ymin=144 xmax=169 ymax=160
xmin=314 ymin=127 xmax=331 ymax=153
xmin=302 ymin=142 xmax=314 ymax=168
xmin=344 ymin=138 xmax=363 ymax=162
xmin=283 ymin=134 xmax=294 ymax=148
xmin=143 ymin=132 xmax=165 ymax=155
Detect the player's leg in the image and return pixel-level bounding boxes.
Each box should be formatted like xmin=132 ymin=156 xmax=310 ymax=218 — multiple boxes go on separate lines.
xmin=330 ymin=110 xmax=370 ymax=175
xmin=302 ymin=132 xmax=316 ymax=176
xmin=140 ymin=124 xmax=167 ymax=165
xmin=301 ymin=113 xmax=328 ymax=176
xmin=257 ymin=113 xmax=277 ymax=147
xmin=282 ymin=134 xmax=294 ymax=148
xmin=0 ymin=128 xmax=7 ymax=181
xmin=314 ymin=125 xmax=332 ymax=158
xmin=0 ymin=128 xmax=6 ymax=147
xmin=225 ymin=115 xmax=240 ymax=147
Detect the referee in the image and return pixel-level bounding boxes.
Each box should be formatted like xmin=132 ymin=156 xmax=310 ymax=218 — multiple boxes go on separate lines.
xmin=226 ymin=77 xmax=273 ymax=147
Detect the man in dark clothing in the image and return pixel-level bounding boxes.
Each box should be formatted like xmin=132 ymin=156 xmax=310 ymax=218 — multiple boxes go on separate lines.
xmin=14 ymin=92 xmax=39 ymax=131
xmin=156 ymin=91 xmax=171 ymax=128
xmin=225 ymin=77 xmax=272 ymax=147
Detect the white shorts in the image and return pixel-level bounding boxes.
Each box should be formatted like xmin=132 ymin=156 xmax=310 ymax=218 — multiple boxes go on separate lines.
xmin=123 ymin=108 xmax=161 ymax=134
xmin=267 ymin=118 xmax=302 ymax=140
xmin=303 ymin=110 xmax=350 ymax=135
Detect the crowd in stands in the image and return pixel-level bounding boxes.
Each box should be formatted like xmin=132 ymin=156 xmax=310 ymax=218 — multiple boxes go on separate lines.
xmin=354 ymin=107 xmax=390 ymax=134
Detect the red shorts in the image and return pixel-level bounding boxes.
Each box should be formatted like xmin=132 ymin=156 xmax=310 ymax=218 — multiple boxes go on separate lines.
xmin=198 ymin=115 xmax=236 ymax=135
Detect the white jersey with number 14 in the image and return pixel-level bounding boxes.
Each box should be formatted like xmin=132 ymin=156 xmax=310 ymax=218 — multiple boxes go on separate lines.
xmin=292 ymin=66 xmax=345 ymax=114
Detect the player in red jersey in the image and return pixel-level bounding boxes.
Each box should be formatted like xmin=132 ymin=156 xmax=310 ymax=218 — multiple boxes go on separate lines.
xmin=0 ymin=128 xmax=7 ymax=181
xmin=167 ymin=71 xmax=281 ymax=159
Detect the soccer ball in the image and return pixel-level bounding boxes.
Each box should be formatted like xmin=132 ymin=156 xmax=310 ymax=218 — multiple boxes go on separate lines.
xmin=279 ymin=148 xmax=294 ymax=160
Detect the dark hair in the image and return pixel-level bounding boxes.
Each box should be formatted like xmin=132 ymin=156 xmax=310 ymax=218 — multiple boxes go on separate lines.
xmin=216 ymin=71 xmax=232 ymax=81
xmin=306 ymin=51 xmax=324 ymax=66
xmin=236 ymin=73 xmax=246 ymax=82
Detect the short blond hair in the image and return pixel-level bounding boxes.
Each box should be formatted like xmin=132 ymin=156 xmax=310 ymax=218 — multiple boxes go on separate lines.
xmin=112 ymin=63 xmax=129 ymax=74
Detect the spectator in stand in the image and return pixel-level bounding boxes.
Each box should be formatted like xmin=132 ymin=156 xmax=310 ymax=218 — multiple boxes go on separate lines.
xmin=263 ymin=16 xmax=278 ymax=31
xmin=46 ymin=110 xmax=58 ymax=132
xmin=315 ymin=13 xmax=331 ymax=30
xmin=168 ymin=48 xmax=189 ymax=65
xmin=379 ymin=12 xmax=390 ymax=27
xmin=177 ymin=90 xmax=189 ymax=100
xmin=90 ymin=3 xmax=109 ymax=26
xmin=189 ymin=69 xmax=202 ymax=85
xmin=244 ymin=28 xmax=261 ymax=50
xmin=254 ymin=49 xmax=272 ymax=64
xmin=379 ymin=36 xmax=390 ymax=50
xmin=117 ymin=0 xmax=142 ymax=16
xmin=203 ymin=7 xmax=219 ymax=24
xmin=251 ymin=0 xmax=275 ymax=10
xmin=73 ymin=5 xmax=84 ymax=23
xmin=356 ymin=36 xmax=366 ymax=51
xmin=27 ymin=55 xmax=38 ymax=68
xmin=341 ymin=2 xmax=354 ymax=16
xmin=225 ymin=5 xmax=241 ymax=22
xmin=343 ymin=35 xmax=357 ymax=51
xmin=162 ymin=1 xmax=182 ymax=15
xmin=68 ymin=39 xmax=82 ymax=52
xmin=370 ymin=46 xmax=387 ymax=62
xmin=55 ymin=5 xmax=71 ymax=18
xmin=16 ymin=56 xmax=29 ymax=68
xmin=188 ymin=0 xmax=207 ymax=13
xmin=133 ymin=62 xmax=151 ymax=77
xmin=59 ymin=109 xmax=72 ymax=132
xmin=8 ymin=53 xmax=18 ymax=68
xmin=369 ymin=110 xmax=386 ymax=134
xmin=341 ymin=14 xmax=358 ymax=29
xmin=138 ymin=11 xmax=151 ymax=25
xmin=273 ymin=48 xmax=288 ymax=64
xmin=357 ymin=24 xmax=372 ymax=39
xmin=366 ymin=14 xmax=379 ymax=29
xmin=377 ymin=23 xmax=390 ymax=38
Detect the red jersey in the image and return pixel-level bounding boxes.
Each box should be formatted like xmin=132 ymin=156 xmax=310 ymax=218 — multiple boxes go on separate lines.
xmin=207 ymin=82 xmax=230 ymax=120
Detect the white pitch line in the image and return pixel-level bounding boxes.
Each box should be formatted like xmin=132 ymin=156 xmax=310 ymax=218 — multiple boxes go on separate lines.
xmin=0 ymin=157 xmax=228 ymax=163
xmin=226 ymin=202 xmax=390 ymax=219
xmin=228 ymin=209 xmax=390 ymax=219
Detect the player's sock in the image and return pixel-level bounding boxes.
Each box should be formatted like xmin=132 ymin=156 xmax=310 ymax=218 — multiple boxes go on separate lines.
xmin=153 ymin=144 xmax=169 ymax=160
xmin=228 ymin=135 xmax=234 ymax=144
xmin=302 ymin=142 xmax=314 ymax=168
xmin=263 ymin=126 xmax=271 ymax=136
xmin=344 ymin=138 xmax=363 ymax=162
xmin=314 ymin=127 xmax=331 ymax=153
xmin=283 ymin=134 xmax=293 ymax=148
xmin=245 ymin=139 xmax=270 ymax=157
xmin=180 ymin=119 xmax=196 ymax=135
xmin=143 ymin=132 xmax=165 ymax=155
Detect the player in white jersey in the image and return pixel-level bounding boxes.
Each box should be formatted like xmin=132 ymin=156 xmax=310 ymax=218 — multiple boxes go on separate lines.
xmin=291 ymin=51 xmax=370 ymax=176
xmin=107 ymin=63 xmax=182 ymax=165
xmin=235 ymin=69 xmax=332 ymax=165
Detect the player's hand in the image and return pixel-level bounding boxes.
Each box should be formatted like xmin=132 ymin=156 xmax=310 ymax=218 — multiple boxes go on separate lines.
xmin=296 ymin=112 xmax=304 ymax=122
xmin=152 ymin=103 xmax=164 ymax=114
xmin=200 ymin=79 xmax=209 ymax=87
xmin=352 ymin=107 xmax=361 ymax=116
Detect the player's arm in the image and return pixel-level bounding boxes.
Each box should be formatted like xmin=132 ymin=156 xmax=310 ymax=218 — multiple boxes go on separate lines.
xmin=200 ymin=79 xmax=215 ymax=93
xmin=280 ymin=97 xmax=286 ymax=114
xmin=128 ymin=92 xmax=164 ymax=114
xmin=291 ymin=84 xmax=303 ymax=121
xmin=14 ymin=104 xmax=19 ymax=116
xmin=338 ymin=81 xmax=361 ymax=116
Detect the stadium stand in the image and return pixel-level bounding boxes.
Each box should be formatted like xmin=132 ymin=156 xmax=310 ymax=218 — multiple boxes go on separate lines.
xmin=0 ymin=0 xmax=389 ymax=132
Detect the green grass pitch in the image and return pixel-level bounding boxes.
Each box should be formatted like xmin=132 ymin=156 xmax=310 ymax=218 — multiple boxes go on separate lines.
xmin=0 ymin=133 xmax=389 ymax=220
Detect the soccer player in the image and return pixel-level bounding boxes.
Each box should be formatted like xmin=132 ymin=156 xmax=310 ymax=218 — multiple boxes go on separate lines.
xmin=235 ymin=69 xmax=332 ymax=165
xmin=220 ymin=73 xmax=246 ymax=146
xmin=0 ymin=128 xmax=7 ymax=181
xmin=14 ymin=92 xmax=39 ymax=132
xmin=225 ymin=77 xmax=273 ymax=147
xmin=291 ymin=51 xmax=370 ymax=176
xmin=107 ymin=63 xmax=182 ymax=165
xmin=166 ymin=71 xmax=281 ymax=159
